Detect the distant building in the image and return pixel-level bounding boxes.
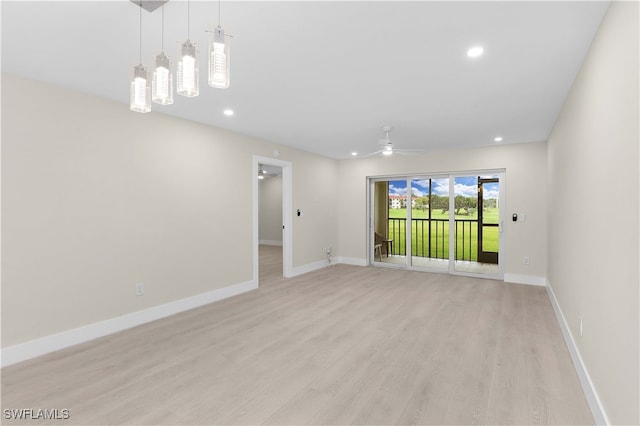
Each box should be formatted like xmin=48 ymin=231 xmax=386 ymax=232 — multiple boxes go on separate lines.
xmin=389 ymin=195 xmax=417 ymax=208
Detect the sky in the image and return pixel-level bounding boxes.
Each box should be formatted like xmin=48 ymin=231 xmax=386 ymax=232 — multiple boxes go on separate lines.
xmin=388 ymin=176 xmax=499 ymax=199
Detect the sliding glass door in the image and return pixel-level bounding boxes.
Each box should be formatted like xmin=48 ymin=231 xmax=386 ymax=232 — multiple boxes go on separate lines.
xmin=370 ymin=171 xmax=503 ymax=279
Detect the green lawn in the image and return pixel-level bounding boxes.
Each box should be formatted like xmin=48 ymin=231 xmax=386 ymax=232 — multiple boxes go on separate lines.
xmin=386 ymin=208 xmax=499 ymax=261
xmin=389 ymin=207 xmax=499 ymax=223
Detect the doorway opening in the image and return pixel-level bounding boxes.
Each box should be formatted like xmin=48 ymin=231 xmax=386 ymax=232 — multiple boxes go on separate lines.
xmin=253 ymin=156 xmax=293 ymax=285
xmin=258 ymin=164 xmax=283 ymax=284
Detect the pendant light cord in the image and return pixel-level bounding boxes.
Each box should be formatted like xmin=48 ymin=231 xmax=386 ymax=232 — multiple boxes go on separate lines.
xmin=139 ymin=5 xmax=142 ymax=63
xmin=218 ymin=0 xmax=221 ymax=26
xmin=161 ymin=4 xmax=164 ymax=51
xmin=187 ymin=0 xmax=190 ymax=39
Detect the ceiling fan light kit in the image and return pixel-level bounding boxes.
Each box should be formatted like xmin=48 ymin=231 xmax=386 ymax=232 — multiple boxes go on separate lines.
xmin=357 ymin=125 xmax=425 ymax=158
xmin=380 ymin=126 xmax=394 ymax=156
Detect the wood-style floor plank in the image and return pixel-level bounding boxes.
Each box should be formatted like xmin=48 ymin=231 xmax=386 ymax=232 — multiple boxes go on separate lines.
xmin=1 ymin=246 xmax=593 ymax=425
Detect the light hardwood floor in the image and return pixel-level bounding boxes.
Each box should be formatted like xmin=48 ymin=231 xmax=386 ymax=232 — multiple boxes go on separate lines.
xmin=1 ymin=245 xmax=593 ymax=425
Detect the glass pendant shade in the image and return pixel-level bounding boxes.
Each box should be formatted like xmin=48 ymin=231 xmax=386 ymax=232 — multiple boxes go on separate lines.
xmin=152 ymin=53 xmax=174 ymax=105
xmin=208 ymin=26 xmax=230 ymax=89
xmin=177 ymin=40 xmax=199 ymax=97
xmin=130 ymin=64 xmax=151 ymax=113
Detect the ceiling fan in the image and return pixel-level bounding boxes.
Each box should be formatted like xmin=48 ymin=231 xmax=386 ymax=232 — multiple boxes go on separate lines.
xmin=362 ymin=126 xmax=424 ymax=157
xmin=257 ymin=163 xmax=283 ymax=179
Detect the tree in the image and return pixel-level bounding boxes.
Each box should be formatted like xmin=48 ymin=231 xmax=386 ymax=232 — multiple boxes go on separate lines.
xmin=454 ymin=195 xmax=477 ymax=215
xmin=483 ymin=198 xmax=497 ymax=209
xmin=415 ymin=196 xmax=429 ymax=211
xmin=431 ymin=194 xmax=449 ymax=213
xmin=466 ymin=196 xmax=478 ymax=211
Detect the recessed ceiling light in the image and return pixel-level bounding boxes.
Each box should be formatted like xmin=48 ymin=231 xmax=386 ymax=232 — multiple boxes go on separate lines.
xmin=494 ymin=136 xmax=503 ymax=142
xmin=223 ymin=109 xmax=234 ymax=116
xmin=351 ymin=152 xmax=358 ymax=156
xmin=467 ymin=46 xmax=484 ymax=58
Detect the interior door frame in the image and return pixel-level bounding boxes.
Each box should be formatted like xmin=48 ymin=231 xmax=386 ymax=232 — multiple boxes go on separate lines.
xmin=253 ymin=155 xmax=293 ymax=282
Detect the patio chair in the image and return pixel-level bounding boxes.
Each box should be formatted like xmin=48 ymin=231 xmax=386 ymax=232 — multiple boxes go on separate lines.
xmin=374 ymin=233 xmax=384 ymax=260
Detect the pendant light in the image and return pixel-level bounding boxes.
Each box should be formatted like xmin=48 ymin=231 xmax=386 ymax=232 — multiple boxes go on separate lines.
xmin=152 ymin=4 xmax=173 ymax=105
xmin=130 ymin=5 xmax=151 ymax=113
xmin=208 ymin=0 xmax=230 ymax=89
xmin=177 ymin=0 xmax=199 ymax=97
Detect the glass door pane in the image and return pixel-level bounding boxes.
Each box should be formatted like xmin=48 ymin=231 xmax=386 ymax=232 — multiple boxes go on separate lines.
xmin=478 ymin=178 xmax=499 ymax=264
xmin=387 ymin=179 xmax=407 ymax=260
xmin=371 ymin=179 xmax=406 ymax=266
xmin=453 ymin=175 xmax=500 ymax=275
xmin=410 ymin=177 xmax=449 ymax=270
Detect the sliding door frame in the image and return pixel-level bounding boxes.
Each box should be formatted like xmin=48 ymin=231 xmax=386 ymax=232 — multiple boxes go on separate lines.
xmin=368 ymin=169 xmax=506 ymax=280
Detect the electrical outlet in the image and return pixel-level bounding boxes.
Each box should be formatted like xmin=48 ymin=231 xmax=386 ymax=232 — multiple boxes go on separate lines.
xmin=523 ymin=256 xmax=530 ymax=265
xmin=326 ymin=245 xmax=333 ymax=255
xmin=135 ymin=283 xmax=144 ymax=296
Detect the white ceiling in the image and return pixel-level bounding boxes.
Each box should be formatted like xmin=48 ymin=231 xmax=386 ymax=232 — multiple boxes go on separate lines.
xmin=1 ymin=1 xmax=609 ymax=159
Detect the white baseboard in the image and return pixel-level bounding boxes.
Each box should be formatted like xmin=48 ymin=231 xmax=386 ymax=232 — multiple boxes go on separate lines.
xmin=259 ymin=240 xmax=283 ymax=246
xmin=288 ymin=257 xmax=368 ymax=278
xmin=504 ymin=273 xmax=546 ymax=286
xmin=290 ymin=259 xmax=330 ymax=277
xmin=545 ymin=280 xmax=609 ymax=425
xmin=1 ymin=280 xmax=258 ymax=368
xmin=336 ymin=257 xmax=368 ymax=267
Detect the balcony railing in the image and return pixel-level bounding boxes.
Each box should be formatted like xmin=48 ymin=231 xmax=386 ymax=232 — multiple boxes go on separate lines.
xmin=387 ymin=218 xmax=482 ymax=261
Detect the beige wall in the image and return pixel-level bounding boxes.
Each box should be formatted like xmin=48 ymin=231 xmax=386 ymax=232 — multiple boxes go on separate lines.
xmin=337 ymin=142 xmax=548 ymax=279
xmin=258 ymin=176 xmax=283 ymax=243
xmin=5 ymin=7 xmax=637 ymax=415
xmin=1 ymin=74 xmax=338 ymax=347
xmin=546 ymin=2 xmax=639 ymax=424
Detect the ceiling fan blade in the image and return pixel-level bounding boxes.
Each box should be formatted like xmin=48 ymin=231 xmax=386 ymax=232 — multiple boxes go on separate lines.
xmin=358 ymin=149 xmax=384 ymax=158
xmin=394 ymin=148 xmax=426 ymax=155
